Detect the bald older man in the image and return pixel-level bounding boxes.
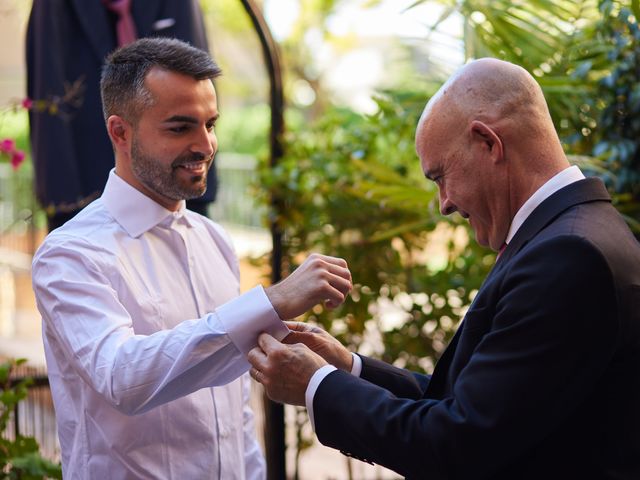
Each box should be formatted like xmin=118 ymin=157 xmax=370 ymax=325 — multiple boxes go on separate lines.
xmin=247 ymin=58 xmax=640 ymax=479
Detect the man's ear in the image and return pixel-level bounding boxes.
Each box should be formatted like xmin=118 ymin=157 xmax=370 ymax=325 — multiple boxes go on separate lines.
xmin=106 ymin=115 xmax=132 ymax=152
xmin=470 ymin=120 xmax=504 ymax=164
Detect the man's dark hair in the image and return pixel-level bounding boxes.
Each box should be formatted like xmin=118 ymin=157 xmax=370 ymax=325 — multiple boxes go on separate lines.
xmin=100 ymin=37 xmax=222 ymax=123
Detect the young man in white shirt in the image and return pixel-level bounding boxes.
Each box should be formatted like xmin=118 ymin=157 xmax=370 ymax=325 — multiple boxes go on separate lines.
xmin=32 ymin=37 xmax=352 ymax=480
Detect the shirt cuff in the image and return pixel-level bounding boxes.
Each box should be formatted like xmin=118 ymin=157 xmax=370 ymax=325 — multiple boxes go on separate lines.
xmin=350 ymin=352 xmax=362 ymax=377
xmin=213 ymin=285 xmax=290 ymax=355
xmin=305 ymin=364 xmax=337 ymax=432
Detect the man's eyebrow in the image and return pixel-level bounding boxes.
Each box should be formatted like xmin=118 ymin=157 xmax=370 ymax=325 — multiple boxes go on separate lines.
xmin=163 ymin=115 xmax=197 ymax=124
xmin=424 ymin=169 xmax=438 ymax=181
xmin=163 ymin=113 xmax=220 ymax=123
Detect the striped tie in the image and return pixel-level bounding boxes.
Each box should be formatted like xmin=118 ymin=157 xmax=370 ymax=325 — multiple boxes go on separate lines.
xmin=103 ymin=0 xmax=138 ymax=47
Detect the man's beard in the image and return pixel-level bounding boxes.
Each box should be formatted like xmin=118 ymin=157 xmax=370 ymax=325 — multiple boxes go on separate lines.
xmin=130 ymin=136 xmax=210 ymax=202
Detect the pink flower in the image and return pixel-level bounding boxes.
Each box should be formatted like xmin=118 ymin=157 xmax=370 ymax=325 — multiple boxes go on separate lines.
xmin=0 ymin=138 xmax=15 ymax=153
xmin=10 ymin=150 xmax=26 ymax=169
xmin=21 ymin=97 xmax=33 ymax=109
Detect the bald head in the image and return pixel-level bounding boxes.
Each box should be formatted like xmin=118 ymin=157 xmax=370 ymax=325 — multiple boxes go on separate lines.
xmin=415 ymin=58 xmax=571 ymax=251
xmin=417 ymin=58 xmax=569 ymax=180
xmin=438 ymin=58 xmax=544 ymax=112
xmin=419 ymin=58 xmax=555 ymax=145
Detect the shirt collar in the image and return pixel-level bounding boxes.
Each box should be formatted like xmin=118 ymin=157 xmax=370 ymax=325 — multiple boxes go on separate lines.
xmin=505 ymin=165 xmax=585 ymax=244
xmin=102 ymin=169 xmax=192 ymax=238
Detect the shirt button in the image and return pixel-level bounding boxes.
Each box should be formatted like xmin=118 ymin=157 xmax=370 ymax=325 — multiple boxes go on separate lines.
xmin=220 ymin=429 xmax=229 ymax=438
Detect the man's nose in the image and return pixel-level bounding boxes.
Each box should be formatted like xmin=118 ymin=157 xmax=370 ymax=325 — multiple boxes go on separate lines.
xmin=192 ymin=127 xmax=216 ymax=159
xmin=439 ymin=192 xmax=456 ymax=216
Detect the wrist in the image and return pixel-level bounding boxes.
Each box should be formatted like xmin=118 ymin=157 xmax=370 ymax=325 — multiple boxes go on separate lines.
xmin=349 ymin=352 xmax=362 ymax=377
xmin=340 ymin=349 xmax=353 ymax=372
xmin=264 ymin=285 xmax=285 ymax=319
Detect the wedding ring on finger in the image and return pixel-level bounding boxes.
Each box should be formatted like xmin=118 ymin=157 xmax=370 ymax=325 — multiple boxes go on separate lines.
xmin=250 ymin=367 xmax=262 ymax=383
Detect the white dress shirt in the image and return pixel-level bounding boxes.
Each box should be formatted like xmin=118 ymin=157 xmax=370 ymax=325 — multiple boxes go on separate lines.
xmin=32 ymin=170 xmax=289 ymax=480
xmin=304 ymin=165 xmax=585 ymax=429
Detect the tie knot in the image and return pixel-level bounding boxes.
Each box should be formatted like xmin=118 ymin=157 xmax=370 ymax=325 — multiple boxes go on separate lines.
xmin=496 ymin=242 xmax=507 ymax=261
xmin=103 ymin=0 xmax=132 ymax=16
xmin=103 ymin=0 xmax=137 ymax=47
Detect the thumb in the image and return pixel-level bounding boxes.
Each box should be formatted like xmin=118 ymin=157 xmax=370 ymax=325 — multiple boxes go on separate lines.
xmin=257 ymin=332 xmax=281 ymax=353
xmin=283 ymin=330 xmax=317 ymax=347
xmin=284 ymin=321 xmax=309 ymax=332
xmin=283 ymin=330 xmax=309 ymax=345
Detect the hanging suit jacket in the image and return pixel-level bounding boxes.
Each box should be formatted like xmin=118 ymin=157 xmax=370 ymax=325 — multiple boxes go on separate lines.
xmin=313 ymin=178 xmax=640 ymax=479
xmin=26 ymin=0 xmax=217 ymax=220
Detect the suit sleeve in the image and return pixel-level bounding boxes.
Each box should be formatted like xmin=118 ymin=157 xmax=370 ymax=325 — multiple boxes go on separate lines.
xmin=313 ymin=235 xmax=619 ymax=479
xmin=359 ymin=355 xmax=429 ymax=399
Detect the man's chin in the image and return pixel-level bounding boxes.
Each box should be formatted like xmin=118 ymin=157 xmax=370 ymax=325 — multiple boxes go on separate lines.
xmin=176 ymin=175 xmax=207 ymax=197
xmin=472 ymin=230 xmax=490 ymax=249
xmin=185 ymin=183 xmax=207 ymax=200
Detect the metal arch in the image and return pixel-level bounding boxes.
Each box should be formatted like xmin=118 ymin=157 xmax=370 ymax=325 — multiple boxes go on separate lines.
xmin=237 ymin=1 xmax=286 ymax=479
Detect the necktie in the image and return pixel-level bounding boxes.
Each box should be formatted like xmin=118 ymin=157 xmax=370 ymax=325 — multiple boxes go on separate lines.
xmin=496 ymin=242 xmax=507 ymax=261
xmin=103 ymin=0 xmax=138 ymax=47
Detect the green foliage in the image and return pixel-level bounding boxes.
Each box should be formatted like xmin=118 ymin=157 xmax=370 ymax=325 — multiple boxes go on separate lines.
xmin=588 ymin=0 xmax=640 ymax=226
xmin=217 ymin=103 xmax=271 ymax=157
xmin=542 ymin=0 xmax=640 ymax=231
xmin=413 ymin=0 xmax=609 ymax=152
xmin=0 ymin=359 xmax=61 ymax=479
xmin=410 ymin=0 xmax=640 ymax=229
xmin=259 ymin=90 xmax=493 ymax=371
xmin=0 ymin=110 xmax=46 ymax=231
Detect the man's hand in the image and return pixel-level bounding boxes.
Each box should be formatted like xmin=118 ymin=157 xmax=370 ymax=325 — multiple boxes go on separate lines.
xmin=283 ymin=322 xmax=353 ymax=372
xmin=265 ymin=253 xmax=352 ymax=320
xmin=247 ymin=333 xmax=327 ymax=406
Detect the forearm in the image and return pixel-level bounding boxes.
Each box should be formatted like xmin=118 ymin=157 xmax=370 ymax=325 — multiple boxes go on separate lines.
xmin=38 ymin=278 xmax=285 ymax=415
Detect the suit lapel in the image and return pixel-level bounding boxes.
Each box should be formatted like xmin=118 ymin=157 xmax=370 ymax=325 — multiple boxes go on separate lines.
xmin=70 ymin=0 xmax=115 ymax=62
xmin=426 ymin=178 xmax=610 ymax=398
xmin=498 ymin=177 xmax=610 ymax=266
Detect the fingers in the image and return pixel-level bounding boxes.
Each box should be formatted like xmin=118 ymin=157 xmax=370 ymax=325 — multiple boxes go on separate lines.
xmin=307 ymin=253 xmax=348 ymax=269
xmin=312 ymin=256 xmax=352 ymax=290
xmin=283 ymin=322 xmax=326 ymax=345
xmin=248 ymin=334 xmax=285 ymax=384
xmin=282 ymin=330 xmax=315 ymax=346
xmin=314 ymin=264 xmax=352 ymax=310
xmin=249 ymin=366 xmax=263 ymax=383
xmin=247 ymin=343 xmax=267 ymax=371
xmin=282 ymin=331 xmax=302 ymax=345
xmin=322 ymin=280 xmax=351 ymax=310
xmin=284 ymin=321 xmax=326 ymax=335
xmin=284 ymin=321 xmax=309 ymax=332
xmin=265 ymin=254 xmax=352 ymax=320
xmin=302 ymin=253 xmax=352 ymax=285
xmin=322 ymin=261 xmax=353 ymax=307
xmin=257 ymin=332 xmax=281 ymax=353
xmin=327 ymin=273 xmax=353 ymax=295
xmin=324 ymin=260 xmax=352 ymax=283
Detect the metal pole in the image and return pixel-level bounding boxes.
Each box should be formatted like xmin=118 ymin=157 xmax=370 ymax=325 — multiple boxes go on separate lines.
xmin=237 ymin=1 xmax=286 ymax=479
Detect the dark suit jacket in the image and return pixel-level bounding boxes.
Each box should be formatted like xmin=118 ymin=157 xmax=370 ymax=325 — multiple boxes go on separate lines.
xmin=314 ymin=178 xmax=640 ymax=479
xmin=26 ymin=0 xmax=216 ymax=220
